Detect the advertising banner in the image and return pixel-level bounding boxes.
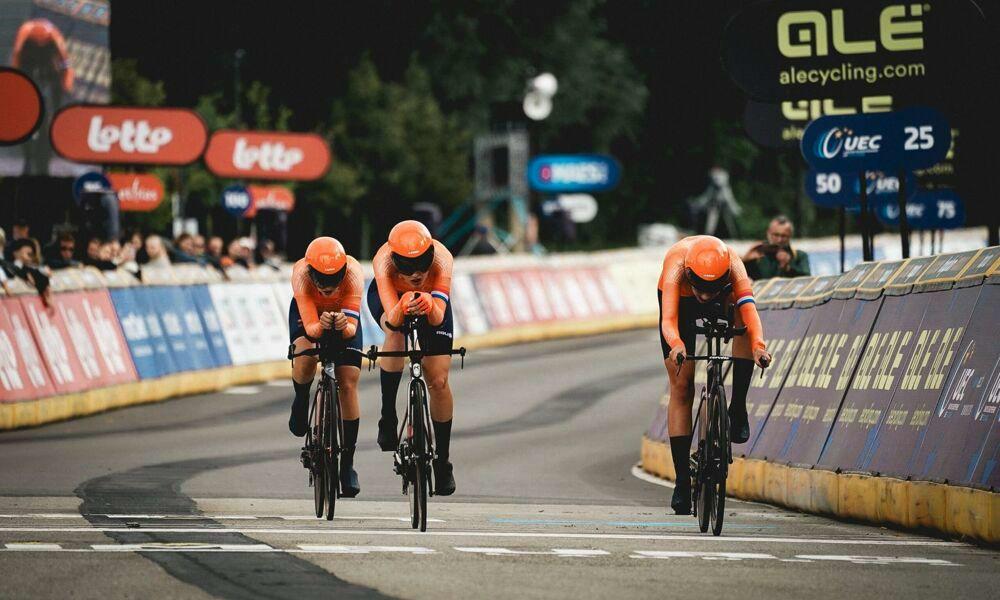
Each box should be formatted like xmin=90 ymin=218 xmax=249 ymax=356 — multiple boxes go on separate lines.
xmin=221 ymin=184 xmax=252 ymax=218
xmin=153 ymin=286 xmax=217 ymax=370
xmin=750 ymin=297 xmax=882 ymax=465
xmin=208 ymin=283 xmax=287 ymax=365
xmin=17 ymin=294 xmax=92 ymax=393
xmin=72 ymin=170 xmax=110 ymax=202
xmin=0 ymin=0 xmax=110 ymax=176
xmin=244 ymin=185 xmax=294 ymax=218
xmin=801 ymin=107 xmax=951 ymax=172
xmin=721 ymin=0 xmax=988 ymax=104
xmin=527 ymin=155 xmax=621 ymax=193
xmin=108 ymin=287 xmax=167 ymax=379
xmin=447 ymin=273 xmax=490 ymax=337
xmin=744 ymin=97 xmax=894 ymax=149
xmin=739 ymin=307 xmax=813 ymax=453
xmin=0 ymin=295 xmax=55 ymax=401
xmin=818 ymin=291 xmax=945 ymax=470
xmin=108 ymin=172 xmax=164 ymax=212
xmin=805 ymin=169 xmax=915 ymax=209
xmin=50 ymin=105 xmax=208 ymax=165
xmin=204 ymin=130 xmax=331 ymax=181
xmin=65 ymin=290 xmax=137 ymax=385
xmin=907 ymin=284 xmax=1000 ymax=487
xmin=0 ymin=67 xmax=43 ymax=145
xmin=129 ymin=286 xmax=194 ymax=373
xmin=187 ymin=285 xmax=231 ymax=368
xmin=861 ymin=286 xmax=981 ymax=478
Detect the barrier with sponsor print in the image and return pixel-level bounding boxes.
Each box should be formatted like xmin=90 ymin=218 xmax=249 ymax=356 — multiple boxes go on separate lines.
xmin=1 ymin=249 xmax=662 ymax=430
xmin=641 ymin=246 xmax=1000 ymax=542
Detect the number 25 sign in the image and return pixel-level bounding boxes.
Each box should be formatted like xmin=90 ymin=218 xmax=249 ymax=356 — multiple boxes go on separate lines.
xmin=801 ymin=106 xmax=951 ymax=172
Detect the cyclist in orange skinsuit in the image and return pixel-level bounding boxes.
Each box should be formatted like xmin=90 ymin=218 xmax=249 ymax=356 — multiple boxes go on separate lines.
xmin=658 ymin=235 xmax=771 ymax=514
xmin=288 ymin=237 xmax=364 ymax=497
xmin=366 ymin=220 xmax=457 ymax=495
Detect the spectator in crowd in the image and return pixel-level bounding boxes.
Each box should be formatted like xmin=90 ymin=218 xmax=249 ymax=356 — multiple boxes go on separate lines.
xmin=222 ymin=237 xmax=255 ymax=269
xmin=0 ymin=228 xmax=13 ymax=292
xmin=4 ymin=219 xmax=31 ymax=261
xmin=83 ymin=236 xmax=116 ymax=271
xmin=6 ymin=238 xmax=50 ymax=299
xmin=141 ymin=234 xmax=172 ymax=269
xmin=742 ymin=215 xmax=811 ymax=280
xmin=203 ymin=235 xmax=225 ymax=272
xmin=45 ymin=232 xmax=80 ymax=270
xmin=255 ymin=239 xmax=282 ymax=271
xmin=171 ymin=233 xmax=201 ymax=264
xmin=192 ymin=234 xmax=206 ymax=257
xmin=117 ymin=234 xmax=140 ymax=274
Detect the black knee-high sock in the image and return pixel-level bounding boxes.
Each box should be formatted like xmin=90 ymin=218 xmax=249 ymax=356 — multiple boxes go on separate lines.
xmin=293 ymin=380 xmax=311 ymax=404
xmin=669 ymin=435 xmax=692 ymax=486
xmin=379 ymin=369 xmax=402 ymax=420
xmin=433 ymin=420 xmax=452 ymax=462
xmin=342 ymin=418 xmax=359 ymax=450
xmin=730 ymin=358 xmax=754 ymax=416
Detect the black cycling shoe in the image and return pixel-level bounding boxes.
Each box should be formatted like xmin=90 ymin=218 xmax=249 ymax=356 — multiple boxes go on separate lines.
xmin=377 ymin=417 xmax=398 ymax=452
xmin=729 ymin=407 xmax=750 ymax=444
xmin=671 ymin=480 xmax=692 ymax=515
xmin=288 ymin=397 xmax=308 ymax=437
xmin=340 ymin=466 xmax=360 ymax=498
xmin=432 ymin=458 xmax=456 ymax=496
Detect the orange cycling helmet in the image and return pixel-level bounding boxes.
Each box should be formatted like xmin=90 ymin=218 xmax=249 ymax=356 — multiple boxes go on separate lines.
xmin=388 ymin=220 xmax=434 ymax=274
xmin=684 ymin=237 xmax=731 ymax=294
xmin=305 ymin=236 xmax=347 ymax=288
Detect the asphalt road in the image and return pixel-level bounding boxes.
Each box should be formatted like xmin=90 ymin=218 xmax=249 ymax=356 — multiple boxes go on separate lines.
xmin=0 ymin=331 xmax=996 ymax=599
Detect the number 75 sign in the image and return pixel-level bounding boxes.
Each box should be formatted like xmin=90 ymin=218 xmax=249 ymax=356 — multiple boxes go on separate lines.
xmin=801 ymin=107 xmax=951 ymax=171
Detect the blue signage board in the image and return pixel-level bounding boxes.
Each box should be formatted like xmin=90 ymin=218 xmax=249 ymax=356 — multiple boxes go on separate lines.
xmin=805 ymin=170 xmax=916 ymax=209
xmin=72 ymin=171 xmax=111 ymax=204
xmin=157 ymin=286 xmax=218 ymax=370
xmin=527 ymin=154 xmax=621 ymax=193
xmin=222 ymin=184 xmax=252 ymax=217
xmin=109 ymin=287 xmax=177 ymax=378
xmin=876 ymin=189 xmax=966 ymax=230
xmin=802 ymin=107 xmax=951 ymax=171
xmin=186 ymin=285 xmax=232 ymax=367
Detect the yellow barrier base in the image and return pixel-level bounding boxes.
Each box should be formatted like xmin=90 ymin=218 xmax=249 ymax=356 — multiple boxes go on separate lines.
xmin=640 ymin=436 xmax=1000 ymax=544
xmin=1 ymin=314 xmax=658 ymax=432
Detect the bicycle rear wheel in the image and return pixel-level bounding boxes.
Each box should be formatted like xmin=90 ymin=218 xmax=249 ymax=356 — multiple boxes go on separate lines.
xmin=324 ymin=380 xmax=340 ymax=521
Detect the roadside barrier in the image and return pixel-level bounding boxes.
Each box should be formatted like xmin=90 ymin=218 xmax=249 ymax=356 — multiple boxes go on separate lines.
xmin=641 ymin=246 xmax=1000 ymax=543
xmin=1 ymin=250 xmax=660 ymax=430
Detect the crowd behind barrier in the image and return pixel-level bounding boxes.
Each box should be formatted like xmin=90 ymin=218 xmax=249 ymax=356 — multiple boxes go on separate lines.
xmin=0 ymin=248 xmax=662 ymax=429
xmin=642 ymin=245 xmax=1000 ymax=542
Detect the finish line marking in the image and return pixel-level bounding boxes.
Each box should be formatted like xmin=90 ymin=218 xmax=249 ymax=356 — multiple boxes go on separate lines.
xmin=0 ymin=526 xmax=963 ymax=546
xmin=0 ymin=543 xmax=961 ymax=565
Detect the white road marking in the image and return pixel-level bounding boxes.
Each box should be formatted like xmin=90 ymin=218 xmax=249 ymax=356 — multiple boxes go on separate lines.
xmin=222 ymin=386 xmax=261 ymax=395
xmin=631 ymin=464 xmax=675 ymax=489
xmin=91 ymin=543 xmax=276 ymax=552
xmin=0 ymin=514 xmax=443 ymax=523
xmin=5 ymin=543 xmax=64 ymax=551
xmin=297 ymin=545 xmax=435 ymax=554
xmin=277 ymin=515 xmax=445 ymax=523
xmin=0 ymin=527 xmax=964 ymax=546
xmin=632 ymin=551 xmax=777 ymax=561
xmin=0 ymin=514 xmax=83 ymax=519
xmin=455 ymin=547 xmax=610 ymax=557
xmin=266 ymin=380 xmax=289 ymax=387
xmin=795 ymin=555 xmax=960 ymax=566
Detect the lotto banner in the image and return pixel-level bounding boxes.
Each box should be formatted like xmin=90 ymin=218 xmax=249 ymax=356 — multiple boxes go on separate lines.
xmin=750 ymin=297 xmax=883 ymax=465
xmin=0 ymin=295 xmax=55 ymax=401
xmin=17 ymin=294 xmax=98 ymax=394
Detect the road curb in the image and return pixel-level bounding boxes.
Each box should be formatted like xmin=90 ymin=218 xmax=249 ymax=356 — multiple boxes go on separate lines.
xmin=0 ymin=315 xmax=658 ymax=431
xmin=640 ymin=435 xmax=1000 ymax=544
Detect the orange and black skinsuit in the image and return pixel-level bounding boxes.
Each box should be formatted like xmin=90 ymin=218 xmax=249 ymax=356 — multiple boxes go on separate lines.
xmin=289 ymin=255 xmax=364 ymax=364
xmin=12 ymin=19 xmax=74 ymax=175
xmin=657 ymin=236 xmax=767 ymax=509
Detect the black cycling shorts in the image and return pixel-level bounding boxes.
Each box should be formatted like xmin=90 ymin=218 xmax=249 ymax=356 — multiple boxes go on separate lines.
xmin=657 ymin=290 xmax=726 ymax=359
xmin=366 ymin=280 xmax=454 ymax=356
xmin=288 ymin=298 xmax=363 ymax=369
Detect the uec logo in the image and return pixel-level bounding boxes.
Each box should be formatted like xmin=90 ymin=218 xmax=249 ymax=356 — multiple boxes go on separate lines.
xmin=815 ymin=127 xmax=882 ymax=159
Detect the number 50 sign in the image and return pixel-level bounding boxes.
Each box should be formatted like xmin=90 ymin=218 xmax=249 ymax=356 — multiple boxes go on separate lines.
xmin=801 ymin=107 xmax=951 ymax=172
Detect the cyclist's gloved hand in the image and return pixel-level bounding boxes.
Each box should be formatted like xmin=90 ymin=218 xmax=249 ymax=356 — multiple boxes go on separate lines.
xmin=668 ymin=345 xmax=686 ymax=370
xmin=409 ymin=292 xmax=434 ymax=316
xmin=332 ymin=312 xmax=350 ymax=331
xmin=754 ymin=347 xmax=771 ymax=369
xmin=387 ymin=291 xmax=416 ymax=327
xmin=319 ymin=311 xmax=336 ymax=330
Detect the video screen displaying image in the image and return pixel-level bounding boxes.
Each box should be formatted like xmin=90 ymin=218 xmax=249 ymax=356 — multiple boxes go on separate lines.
xmin=0 ymin=0 xmax=109 ymax=177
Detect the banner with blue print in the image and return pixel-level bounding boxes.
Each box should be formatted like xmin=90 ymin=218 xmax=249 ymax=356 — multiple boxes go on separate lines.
xmin=188 ymin=285 xmax=231 ymax=367
xmin=108 ymin=287 xmax=176 ymax=379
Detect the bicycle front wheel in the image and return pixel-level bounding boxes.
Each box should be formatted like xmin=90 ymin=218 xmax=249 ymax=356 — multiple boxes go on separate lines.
xmin=410 ymin=380 xmax=429 ymax=532
xmin=324 ymin=380 xmax=340 ymax=521
xmin=312 ymin=393 xmax=326 ymax=519
xmin=709 ymin=384 xmax=729 ymax=536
